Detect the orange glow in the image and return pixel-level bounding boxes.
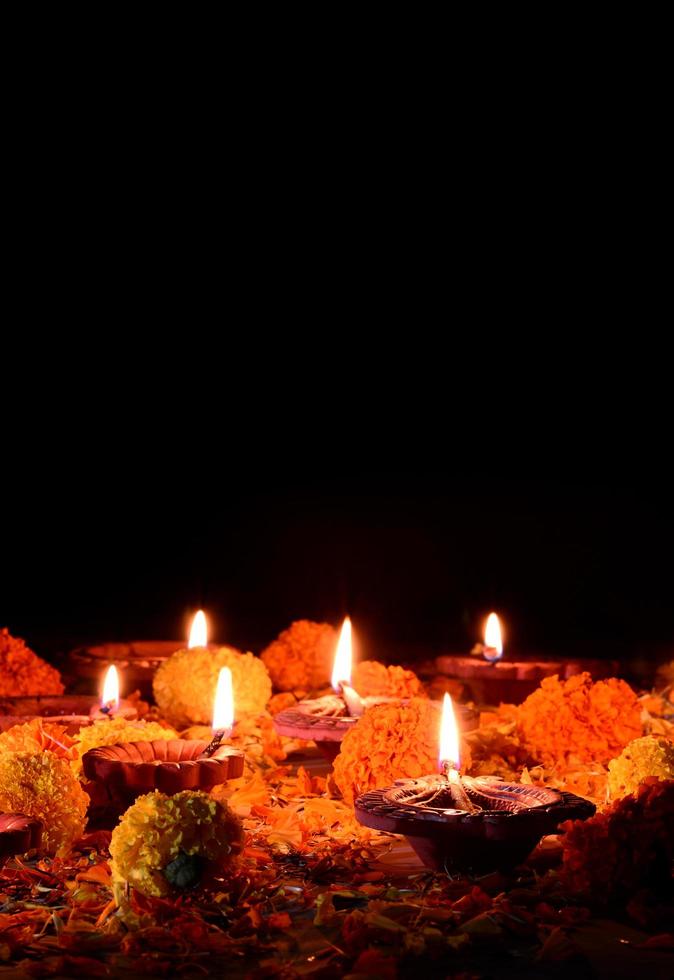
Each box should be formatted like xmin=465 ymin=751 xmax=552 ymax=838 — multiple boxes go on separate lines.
xmin=188 ymin=609 xmax=208 ymax=648
xmin=212 ymin=666 xmax=234 ymax=732
xmin=101 ymin=665 xmax=120 ymax=709
xmin=331 ymin=617 xmax=353 ymax=691
xmin=484 ymin=612 xmax=503 ymax=662
xmin=439 ymin=692 xmax=461 ymax=771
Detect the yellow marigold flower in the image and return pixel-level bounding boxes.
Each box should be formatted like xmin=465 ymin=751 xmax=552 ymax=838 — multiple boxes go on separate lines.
xmin=261 ymin=621 xmax=337 ymax=691
xmin=72 ymin=718 xmax=177 ymax=775
xmin=0 ymin=719 xmax=74 ymax=760
xmin=0 ymin=750 xmax=88 ymax=855
xmin=153 ymin=646 xmax=272 ymax=727
xmin=333 ymin=698 xmax=472 ymax=806
xmin=608 ymin=735 xmax=674 ymax=799
xmin=516 ymin=673 xmax=642 ymax=767
xmin=0 ymin=628 xmax=64 ymax=696
xmin=110 ymin=790 xmax=244 ymax=898
xmin=352 ymin=661 xmax=424 ymax=698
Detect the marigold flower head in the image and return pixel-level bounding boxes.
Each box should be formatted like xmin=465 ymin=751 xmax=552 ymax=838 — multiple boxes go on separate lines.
xmin=333 ymin=698 xmax=472 ymax=806
xmin=516 ymin=673 xmax=642 ymax=767
xmin=0 ymin=719 xmax=74 ymax=760
xmin=153 ymin=645 xmax=271 ymax=728
xmin=608 ymin=735 xmax=674 ymax=799
xmin=351 ymin=660 xmax=424 ymax=698
xmin=72 ymin=718 xmax=177 ymax=775
xmin=261 ymin=620 xmax=337 ymax=692
xmin=109 ymin=789 xmax=244 ymax=898
xmin=0 ymin=628 xmax=64 ymax=696
xmin=560 ymin=777 xmax=674 ymax=903
xmin=0 ymin=750 xmax=88 ymax=855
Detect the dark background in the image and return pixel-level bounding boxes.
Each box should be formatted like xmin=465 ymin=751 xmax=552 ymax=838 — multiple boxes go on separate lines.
xmin=2 ymin=471 xmax=672 ymax=675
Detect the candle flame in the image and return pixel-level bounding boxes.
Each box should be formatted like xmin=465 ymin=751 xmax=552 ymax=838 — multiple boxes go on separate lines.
xmin=188 ymin=610 xmax=208 ymax=648
xmin=101 ymin=665 xmax=120 ymax=709
xmin=212 ymin=666 xmax=234 ymax=732
xmin=439 ymin=692 xmax=461 ymax=771
xmin=331 ymin=617 xmax=353 ymax=691
xmin=483 ymin=612 xmax=503 ymax=662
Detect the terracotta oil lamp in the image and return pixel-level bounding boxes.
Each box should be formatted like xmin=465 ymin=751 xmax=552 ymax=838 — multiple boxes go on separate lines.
xmin=355 ymin=692 xmax=595 ymax=873
xmin=436 ymin=612 xmax=619 ymax=704
xmin=274 ymin=618 xmax=474 ymax=760
xmin=82 ymin=666 xmax=243 ymax=826
xmin=0 ymin=813 xmax=42 ymax=863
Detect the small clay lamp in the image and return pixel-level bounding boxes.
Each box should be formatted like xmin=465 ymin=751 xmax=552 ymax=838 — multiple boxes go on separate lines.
xmin=274 ymin=618 xmax=397 ymax=760
xmin=89 ymin=665 xmax=138 ymax=721
xmin=82 ymin=667 xmax=243 ymax=826
xmin=355 ymin=693 xmax=595 ymax=873
xmin=436 ymin=612 xmax=619 ymax=705
xmin=0 ymin=813 xmax=42 ymax=863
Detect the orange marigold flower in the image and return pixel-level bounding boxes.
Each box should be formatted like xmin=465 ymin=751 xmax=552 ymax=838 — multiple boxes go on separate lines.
xmin=333 ymin=698 xmax=472 ymax=806
xmin=560 ymin=777 xmax=674 ymax=903
xmin=351 ymin=661 xmax=424 ymax=698
xmin=261 ymin=620 xmax=337 ymax=691
xmin=0 ymin=750 xmax=88 ymax=855
xmin=0 ymin=628 xmax=64 ymax=696
xmin=516 ymin=673 xmax=641 ymax=767
xmin=0 ymin=719 xmax=74 ymax=760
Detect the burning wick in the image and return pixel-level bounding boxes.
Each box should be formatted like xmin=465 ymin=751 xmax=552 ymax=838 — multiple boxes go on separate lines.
xmin=100 ymin=665 xmax=120 ymax=717
xmin=331 ymin=616 xmax=364 ymax=717
xmin=483 ymin=612 xmax=503 ymax=663
xmin=439 ymin=692 xmax=480 ymax=814
xmin=202 ymin=666 xmax=234 ymax=757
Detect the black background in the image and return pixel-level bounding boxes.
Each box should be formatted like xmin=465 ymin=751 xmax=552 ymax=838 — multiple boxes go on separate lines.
xmin=2 ymin=469 xmax=672 ymax=674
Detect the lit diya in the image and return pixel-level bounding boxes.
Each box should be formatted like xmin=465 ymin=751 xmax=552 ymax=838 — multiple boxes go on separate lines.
xmin=355 ymin=693 xmax=596 ymax=873
xmin=0 ymin=666 xmax=138 ymax=734
xmin=436 ymin=612 xmax=620 ymax=704
xmin=0 ymin=812 xmax=42 ymax=863
xmin=82 ymin=667 xmax=244 ymax=826
xmin=274 ymin=618 xmax=390 ymax=760
xmin=274 ymin=618 xmax=473 ymax=761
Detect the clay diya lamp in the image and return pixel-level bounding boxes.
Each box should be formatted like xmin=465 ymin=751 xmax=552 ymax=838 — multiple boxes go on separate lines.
xmin=355 ymin=693 xmax=595 ymax=873
xmin=273 ymin=617 xmax=422 ymax=761
xmin=435 ymin=613 xmax=619 ymax=704
xmin=0 ymin=695 xmax=95 ymax=734
xmin=0 ymin=813 xmax=43 ymax=864
xmin=83 ymin=665 xmax=242 ymax=826
xmin=355 ymin=775 xmax=595 ymax=874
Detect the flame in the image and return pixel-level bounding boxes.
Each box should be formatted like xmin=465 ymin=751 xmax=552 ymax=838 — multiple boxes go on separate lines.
xmin=188 ymin=609 xmax=208 ymax=648
xmin=484 ymin=612 xmax=503 ymax=662
xmin=331 ymin=617 xmax=353 ymax=691
xmin=212 ymin=666 xmax=234 ymax=732
xmin=101 ymin=665 xmax=120 ymax=709
xmin=439 ymin=692 xmax=461 ymax=771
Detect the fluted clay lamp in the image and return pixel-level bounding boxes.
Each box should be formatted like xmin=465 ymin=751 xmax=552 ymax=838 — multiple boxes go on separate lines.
xmin=83 ymin=667 xmax=243 ymax=826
